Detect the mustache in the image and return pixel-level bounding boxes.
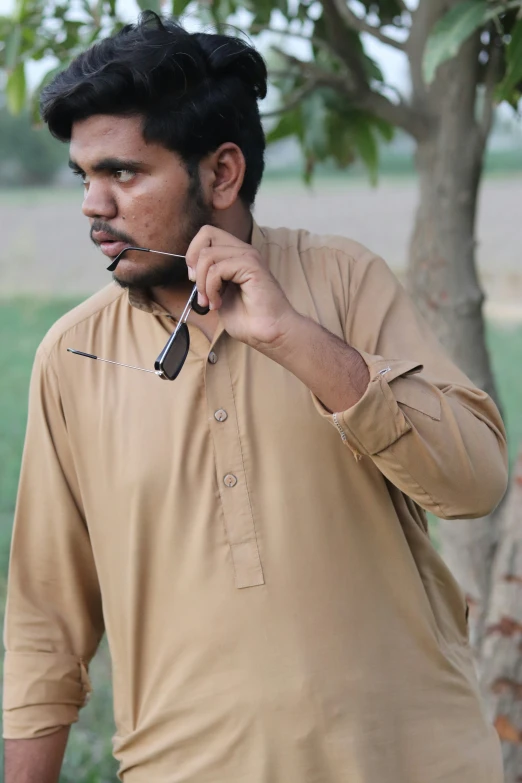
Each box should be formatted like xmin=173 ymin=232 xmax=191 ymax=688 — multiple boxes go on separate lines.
xmin=90 ymin=220 xmax=137 ymax=247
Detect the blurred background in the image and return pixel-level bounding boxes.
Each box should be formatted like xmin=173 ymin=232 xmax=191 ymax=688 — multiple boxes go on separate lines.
xmin=1 ymin=0 xmax=522 ymax=780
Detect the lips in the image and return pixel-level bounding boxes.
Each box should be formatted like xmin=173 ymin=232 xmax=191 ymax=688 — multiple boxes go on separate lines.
xmin=99 ymin=240 xmax=128 ymax=258
xmin=91 ymin=232 xmax=129 ymax=259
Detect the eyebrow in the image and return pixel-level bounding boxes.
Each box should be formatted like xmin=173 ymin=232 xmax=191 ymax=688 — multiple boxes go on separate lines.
xmin=68 ymin=157 xmax=144 ymax=174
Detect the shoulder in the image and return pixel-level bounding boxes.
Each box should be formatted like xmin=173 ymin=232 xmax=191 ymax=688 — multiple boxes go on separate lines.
xmin=259 ymin=224 xmax=375 ymax=264
xmin=258 ymin=224 xmax=393 ymax=295
xmin=37 ymin=284 xmax=126 ymax=362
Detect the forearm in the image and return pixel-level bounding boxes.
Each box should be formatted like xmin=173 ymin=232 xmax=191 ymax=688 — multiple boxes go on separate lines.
xmin=261 ymin=313 xmax=369 ymax=412
xmin=4 ymin=726 xmax=70 ymax=783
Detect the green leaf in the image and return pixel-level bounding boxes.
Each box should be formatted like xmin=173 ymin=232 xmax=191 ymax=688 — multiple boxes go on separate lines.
xmin=303 ymin=154 xmax=315 ymax=185
xmin=6 ymin=62 xmax=26 ymax=114
xmin=20 ymin=24 xmax=36 ymax=48
xmin=136 ymin=0 xmax=161 ymax=12
xmin=498 ymin=17 xmax=522 ymax=100
xmin=265 ymin=107 xmax=304 ymax=144
xmin=172 ymin=0 xmax=192 ymax=15
xmin=250 ymin=0 xmax=274 ymax=27
xmin=364 ymin=52 xmax=385 ymax=83
xmin=32 ymin=62 xmax=66 ymax=109
xmin=352 ymin=119 xmax=379 ymax=184
xmin=12 ymin=0 xmax=28 ymax=23
xmin=326 ymin=115 xmax=355 ymax=169
xmin=301 ymin=91 xmax=329 ymax=159
xmin=423 ymin=0 xmax=501 ymax=85
xmin=370 ymin=114 xmax=394 ymax=143
xmin=5 ymin=25 xmax=22 ymax=69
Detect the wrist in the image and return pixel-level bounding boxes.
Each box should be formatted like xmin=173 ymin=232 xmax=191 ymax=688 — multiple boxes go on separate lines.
xmin=255 ymin=312 xmax=313 ymax=367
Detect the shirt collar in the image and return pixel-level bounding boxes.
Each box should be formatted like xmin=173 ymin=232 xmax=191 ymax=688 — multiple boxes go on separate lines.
xmin=127 ymin=219 xmax=267 ymax=316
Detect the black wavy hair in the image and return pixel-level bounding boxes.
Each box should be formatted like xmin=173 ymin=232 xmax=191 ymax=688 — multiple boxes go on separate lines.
xmin=40 ymin=11 xmax=268 ymax=206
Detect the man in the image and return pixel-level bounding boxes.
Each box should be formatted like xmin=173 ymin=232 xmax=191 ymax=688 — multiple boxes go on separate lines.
xmin=3 ymin=11 xmax=508 ymax=783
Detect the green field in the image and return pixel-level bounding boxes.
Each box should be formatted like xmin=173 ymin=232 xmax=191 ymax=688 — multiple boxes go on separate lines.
xmin=1 ymin=298 xmax=521 ymax=780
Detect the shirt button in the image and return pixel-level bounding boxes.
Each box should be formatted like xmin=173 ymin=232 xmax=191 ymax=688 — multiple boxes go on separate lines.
xmin=223 ymin=474 xmax=237 ymax=488
xmin=208 ymin=351 xmax=218 ymax=364
xmin=214 ymin=409 xmax=228 ymax=422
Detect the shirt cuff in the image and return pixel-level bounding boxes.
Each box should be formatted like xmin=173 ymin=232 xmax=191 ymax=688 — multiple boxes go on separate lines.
xmin=3 ymin=651 xmax=92 ymax=739
xmin=312 ymin=351 xmax=423 ymax=458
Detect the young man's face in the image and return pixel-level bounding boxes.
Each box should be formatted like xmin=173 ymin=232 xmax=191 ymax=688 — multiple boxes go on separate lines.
xmin=69 ymin=114 xmax=212 ymax=289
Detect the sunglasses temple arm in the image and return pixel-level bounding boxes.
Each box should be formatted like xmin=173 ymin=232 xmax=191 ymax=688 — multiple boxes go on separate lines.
xmin=67 ymin=348 xmax=156 ymax=374
xmin=178 ymin=285 xmax=198 ymax=325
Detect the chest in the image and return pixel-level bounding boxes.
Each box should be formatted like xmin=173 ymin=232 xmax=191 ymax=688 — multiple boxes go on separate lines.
xmin=65 ymin=334 xmax=339 ymax=504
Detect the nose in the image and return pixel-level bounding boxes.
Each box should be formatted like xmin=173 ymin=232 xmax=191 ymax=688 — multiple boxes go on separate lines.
xmin=82 ymin=181 xmax=117 ymax=220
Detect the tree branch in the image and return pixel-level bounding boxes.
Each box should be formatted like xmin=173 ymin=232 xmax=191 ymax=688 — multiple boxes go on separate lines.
xmin=270 ymin=46 xmax=357 ymax=91
xmin=261 ymin=80 xmax=319 ymax=118
xmin=272 ymin=47 xmax=429 ymax=140
xmin=330 ymin=0 xmax=406 ymax=51
xmin=359 ymin=90 xmax=425 ymax=136
xmin=250 ymin=24 xmax=345 ymax=65
xmin=406 ymin=0 xmax=445 ymax=100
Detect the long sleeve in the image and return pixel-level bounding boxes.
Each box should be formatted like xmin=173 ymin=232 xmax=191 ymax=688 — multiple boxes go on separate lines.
xmin=3 ymin=345 xmax=104 ymax=739
xmin=313 ymin=248 xmax=508 ymax=520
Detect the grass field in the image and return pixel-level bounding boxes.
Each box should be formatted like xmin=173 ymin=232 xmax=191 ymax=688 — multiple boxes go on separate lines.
xmin=1 ymin=297 xmax=521 ymax=781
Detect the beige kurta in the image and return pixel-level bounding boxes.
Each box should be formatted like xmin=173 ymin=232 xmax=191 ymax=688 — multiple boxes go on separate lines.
xmin=3 ymin=223 xmax=508 ymax=782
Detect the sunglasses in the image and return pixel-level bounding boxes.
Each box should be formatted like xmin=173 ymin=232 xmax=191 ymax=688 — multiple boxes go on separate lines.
xmin=68 ymin=246 xmax=209 ymax=381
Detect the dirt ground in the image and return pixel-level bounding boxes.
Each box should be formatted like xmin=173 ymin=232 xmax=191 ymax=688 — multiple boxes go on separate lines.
xmin=1 ymin=177 xmax=521 ymax=320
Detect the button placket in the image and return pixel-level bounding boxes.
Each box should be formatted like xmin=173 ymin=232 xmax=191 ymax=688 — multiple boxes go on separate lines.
xmin=206 ymin=339 xmax=264 ymax=589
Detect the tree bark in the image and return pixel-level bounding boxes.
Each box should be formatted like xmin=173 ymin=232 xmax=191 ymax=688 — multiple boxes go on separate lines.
xmin=480 ymin=450 xmax=522 ymax=777
xmin=406 ymin=14 xmax=522 ymax=778
xmin=407 ymin=30 xmax=503 ymax=652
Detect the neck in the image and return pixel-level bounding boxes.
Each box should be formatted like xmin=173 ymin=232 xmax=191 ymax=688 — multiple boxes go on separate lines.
xmin=216 ymin=203 xmax=253 ymax=244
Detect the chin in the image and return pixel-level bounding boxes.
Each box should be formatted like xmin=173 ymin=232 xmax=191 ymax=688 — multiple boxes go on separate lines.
xmin=112 ymin=258 xmax=189 ymax=290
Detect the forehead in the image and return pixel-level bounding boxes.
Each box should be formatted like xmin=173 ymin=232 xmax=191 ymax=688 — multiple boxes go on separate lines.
xmin=70 ymin=115 xmax=161 ymax=167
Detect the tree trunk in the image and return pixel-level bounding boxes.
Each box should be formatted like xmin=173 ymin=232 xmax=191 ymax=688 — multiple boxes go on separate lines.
xmin=407 ymin=19 xmax=521 ymax=779
xmin=407 ymin=31 xmax=502 ymax=651
xmin=480 ymin=450 xmax=522 ymax=777
xmin=408 ymin=46 xmax=496 ymax=397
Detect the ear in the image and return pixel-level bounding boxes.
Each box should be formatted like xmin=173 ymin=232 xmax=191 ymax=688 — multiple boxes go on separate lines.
xmin=201 ymin=143 xmax=246 ymax=211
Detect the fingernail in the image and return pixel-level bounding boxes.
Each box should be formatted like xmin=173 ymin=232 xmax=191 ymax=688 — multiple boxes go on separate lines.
xmin=188 ymin=268 xmax=195 ymax=281
xmin=198 ymin=293 xmax=205 ymax=306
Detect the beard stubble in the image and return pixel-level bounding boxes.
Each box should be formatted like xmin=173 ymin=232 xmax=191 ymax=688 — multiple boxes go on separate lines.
xmin=113 ymin=174 xmax=213 ymax=292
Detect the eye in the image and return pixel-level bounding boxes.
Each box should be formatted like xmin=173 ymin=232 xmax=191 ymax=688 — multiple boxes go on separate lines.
xmin=115 ymin=169 xmax=136 ymax=183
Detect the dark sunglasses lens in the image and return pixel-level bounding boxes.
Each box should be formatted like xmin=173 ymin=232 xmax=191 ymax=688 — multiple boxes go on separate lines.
xmin=156 ymin=323 xmax=190 ymax=381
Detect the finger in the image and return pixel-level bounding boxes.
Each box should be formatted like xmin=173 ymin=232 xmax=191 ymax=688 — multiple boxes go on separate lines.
xmin=195 ymin=246 xmax=253 ymax=308
xmin=194 ymin=247 xmax=226 ymax=308
xmin=205 ymin=258 xmax=256 ymax=310
xmin=205 ymin=262 xmax=226 ymax=310
xmin=186 ymin=225 xmax=250 ymax=277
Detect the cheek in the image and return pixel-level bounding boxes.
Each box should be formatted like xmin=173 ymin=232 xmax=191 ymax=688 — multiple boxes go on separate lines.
xmin=118 ymin=177 xmax=187 ymax=239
